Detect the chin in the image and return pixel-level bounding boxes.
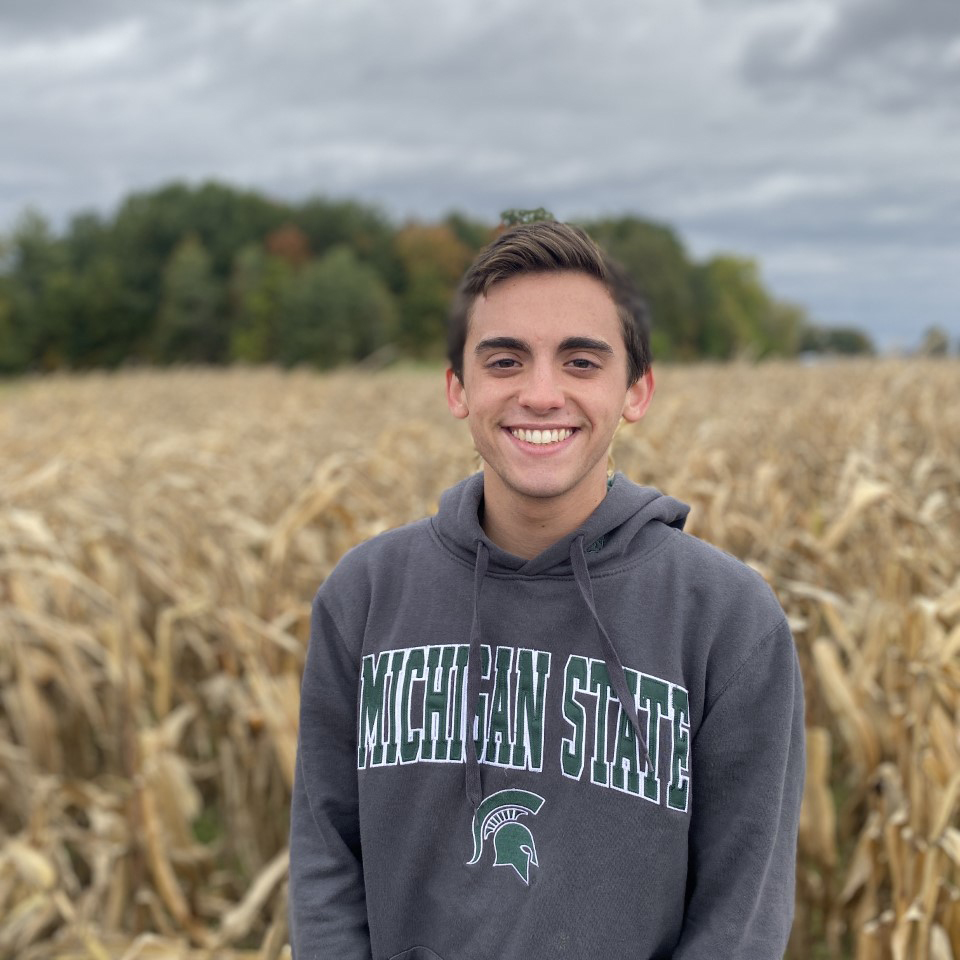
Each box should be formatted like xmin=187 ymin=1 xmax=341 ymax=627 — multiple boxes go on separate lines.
xmin=502 ymin=471 xmax=582 ymax=501
xmin=512 ymin=482 xmax=569 ymax=500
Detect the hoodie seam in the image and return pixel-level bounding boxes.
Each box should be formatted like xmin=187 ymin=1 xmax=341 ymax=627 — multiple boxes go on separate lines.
xmin=564 ymin=531 xmax=679 ymax=581
xmin=702 ymin=617 xmax=788 ymax=716
xmin=313 ymin=588 xmax=363 ymax=672
xmin=429 ymin=518 xmax=485 ymax=571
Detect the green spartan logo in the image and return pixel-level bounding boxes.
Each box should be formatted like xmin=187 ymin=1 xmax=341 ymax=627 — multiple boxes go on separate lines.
xmin=467 ymin=789 xmax=545 ymax=885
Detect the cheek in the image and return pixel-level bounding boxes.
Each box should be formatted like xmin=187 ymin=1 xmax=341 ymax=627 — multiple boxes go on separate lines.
xmin=465 ymin=381 xmax=501 ymax=413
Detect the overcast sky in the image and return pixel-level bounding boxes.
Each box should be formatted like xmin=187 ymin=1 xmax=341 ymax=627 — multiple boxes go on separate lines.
xmin=2 ymin=0 xmax=958 ymax=350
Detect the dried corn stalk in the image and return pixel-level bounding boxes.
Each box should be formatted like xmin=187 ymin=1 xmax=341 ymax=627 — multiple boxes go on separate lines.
xmin=0 ymin=360 xmax=957 ymax=959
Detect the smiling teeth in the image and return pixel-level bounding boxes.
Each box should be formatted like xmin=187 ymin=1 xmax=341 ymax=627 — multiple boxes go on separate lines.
xmin=510 ymin=428 xmax=573 ymax=445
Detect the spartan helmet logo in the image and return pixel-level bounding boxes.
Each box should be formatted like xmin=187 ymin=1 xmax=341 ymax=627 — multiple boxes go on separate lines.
xmin=467 ymin=789 xmax=545 ymax=885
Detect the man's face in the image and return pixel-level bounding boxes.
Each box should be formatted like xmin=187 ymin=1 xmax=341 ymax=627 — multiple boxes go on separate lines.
xmin=446 ymin=271 xmax=653 ymax=511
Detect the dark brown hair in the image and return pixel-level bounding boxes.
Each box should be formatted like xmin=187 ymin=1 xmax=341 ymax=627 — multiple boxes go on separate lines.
xmin=447 ymin=221 xmax=652 ymax=384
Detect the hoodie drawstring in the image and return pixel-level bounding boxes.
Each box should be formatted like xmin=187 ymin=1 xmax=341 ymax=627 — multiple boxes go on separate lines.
xmin=570 ymin=535 xmax=651 ymax=772
xmin=464 ymin=539 xmax=489 ymax=812
xmin=463 ymin=534 xmax=650 ymax=810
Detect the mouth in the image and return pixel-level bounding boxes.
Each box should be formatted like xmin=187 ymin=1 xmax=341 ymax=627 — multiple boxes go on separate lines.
xmin=505 ymin=427 xmax=577 ymax=446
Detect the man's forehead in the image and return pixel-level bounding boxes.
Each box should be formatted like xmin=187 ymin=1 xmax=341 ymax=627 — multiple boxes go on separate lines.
xmin=467 ymin=272 xmax=621 ymax=339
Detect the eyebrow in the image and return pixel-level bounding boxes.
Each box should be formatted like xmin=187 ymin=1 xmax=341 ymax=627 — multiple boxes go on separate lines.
xmin=474 ymin=336 xmax=529 ymax=355
xmin=474 ymin=336 xmax=615 ymax=356
xmin=558 ymin=336 xmax=614 ymax=355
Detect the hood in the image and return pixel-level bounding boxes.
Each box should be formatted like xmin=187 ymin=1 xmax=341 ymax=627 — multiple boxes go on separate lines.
xmin=431 ymin=471 xmax=690 ymax=813
xmin=432 ymin=470 xmax=689 ymax=576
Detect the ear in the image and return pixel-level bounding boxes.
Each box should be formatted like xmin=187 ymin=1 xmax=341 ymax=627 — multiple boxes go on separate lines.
xmin=446 ymin=368 xmax=469 ymax=420
xmin=621 ymin=368 xmax=654 ymax=423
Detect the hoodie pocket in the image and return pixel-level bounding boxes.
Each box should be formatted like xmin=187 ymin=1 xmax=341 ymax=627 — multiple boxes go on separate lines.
xmin=388 ymin=948 xmax=446 ymax=960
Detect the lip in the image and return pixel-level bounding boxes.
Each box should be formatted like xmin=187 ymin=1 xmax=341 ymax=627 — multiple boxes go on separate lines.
xmin=502 ymin=426 xmax=579 ymax=454
xmin=506 ymin=424 xmax=579 ymax=431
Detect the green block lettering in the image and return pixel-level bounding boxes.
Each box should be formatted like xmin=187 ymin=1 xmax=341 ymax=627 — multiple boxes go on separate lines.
xmin=385 ymin=648 xmax=406 ymax=765
xmin=512 ymin=649 xmax=551 ymax=771
xmin=449 ymin=645 xmax=469 ymax=762
xmin=484 ymin=646 xmax=514 ymax=765
xmin=561 ymin=656 xmax=588 ymax=779
xmin=611 ymin=669 xmax=641 ymax=796
xmin=357 ymin=652 xmax=390 ymax=768
xmin=422 ymin=646 xmax=456 ymax=761
xmin=668 ymin=686 xmax=690 ymax=811
xmin=589 ymin=659 xmax=614 ymax=787
xmin=473 ymin=645 xmax=491 ymax=758
xmin=399 ymin=648 xmax=425 ymax=763
xmin=638 ymin=676 xmax=669 ymax=802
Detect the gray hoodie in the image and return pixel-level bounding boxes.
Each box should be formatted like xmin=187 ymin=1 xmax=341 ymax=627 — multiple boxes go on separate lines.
xmin=290 ymin=472 xmax=804 ymax=960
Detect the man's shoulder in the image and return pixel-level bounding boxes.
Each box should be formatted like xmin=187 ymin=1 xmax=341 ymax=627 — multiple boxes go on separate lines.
xmin=649 ymin=529 xmax=795 ymax=703
xmin=315 ymin=515 xmax=435 ymax=600
xmin=663 ymin=526 xmax=787 ymax=623
xmin=672 ymin=527 xmax=772 ymax=584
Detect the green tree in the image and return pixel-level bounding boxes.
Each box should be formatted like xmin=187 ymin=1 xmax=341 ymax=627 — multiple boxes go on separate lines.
xmin=5 ymin=210 xmax=72 ymax=369
xmin=691 ymin=255 xmax=770 ymax=358
xmin=111 ymin=181 xmax=288 ymax=351
xmin=228 ymin=244 xmax=292 ymax=363
xmin=500 ymin=208 xmax=555 ymax=226
xmin=918 ymin=325 xmax=950 ymax=357
xmin=584 ymin=217 xmax=697 ymax=360
xmin=113 ymin=181 xmax=287 ymax=277
xmin=0 ymin=228 xmax=27 ymax=372
xmin=799 ymin=325 xmax=875 ymax=355
xmin=0 ymin=282 xmax=27 ymax=373
xmin=278 ymin=245 xmax=397 ymax=368
xmin=758 ymin=300 xmax=805 ymax=358
xmin=393 ymin=224 xmax=471 ymax=356
xmin=54 ymin=213 xmax=141 ymax=367
xmin=63 ymin=212 xmax=112 ymax=271
xmin=294 ymin=197 xmax=398 ymax=283
xmin=9 ymin=209 xmax=62 ymax=294
xmin=444 ymin=212 xmax=495 ymax=253
xmin=153 ymin=235 xmax=224 ymax=363
xmin=690 ymin=255 xmax=802 ymax=360
xmin=67 ymin=256 xmax=139 ymax=367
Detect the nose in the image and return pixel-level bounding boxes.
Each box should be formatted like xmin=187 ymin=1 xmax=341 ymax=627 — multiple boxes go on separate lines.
xmin=517 ymin=362 xmax=564 ymax=413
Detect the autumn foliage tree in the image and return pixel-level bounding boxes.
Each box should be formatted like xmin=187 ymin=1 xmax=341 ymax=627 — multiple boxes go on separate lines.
xmin=265 ymin=224 xmax=311 ymax=268
xmin=393 ymin=224 xmax=472 ymax=356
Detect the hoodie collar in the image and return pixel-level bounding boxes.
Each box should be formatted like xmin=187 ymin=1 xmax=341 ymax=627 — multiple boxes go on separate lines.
xmin=433 ymin=470 xmax=689 ymax=576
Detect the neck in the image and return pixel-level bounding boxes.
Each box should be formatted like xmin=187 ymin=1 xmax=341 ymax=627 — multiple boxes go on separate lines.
xmin=480 ymin=471 xmax=609 ymax=560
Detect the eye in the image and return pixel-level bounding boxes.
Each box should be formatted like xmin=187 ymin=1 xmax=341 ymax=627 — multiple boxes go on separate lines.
xmin=568 ymin=357 xmax=599 ymax=370
xmin=487 ymin=357 xmax=520 ymax=370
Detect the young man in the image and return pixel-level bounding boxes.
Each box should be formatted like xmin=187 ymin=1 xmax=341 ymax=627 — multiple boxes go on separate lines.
xmin=289 ymin=222 xmax=805 ymax=960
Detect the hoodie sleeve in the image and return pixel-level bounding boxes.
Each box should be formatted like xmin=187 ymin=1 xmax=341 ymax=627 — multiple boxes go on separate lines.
xmin=672 ymin=618 xmax=805 ymax=960
xmin=289 ymin=590 xmax=371 ymax=960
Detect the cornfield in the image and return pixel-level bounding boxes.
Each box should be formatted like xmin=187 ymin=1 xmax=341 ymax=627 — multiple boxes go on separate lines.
xmin=1 ymin=360 xmax=958 ymax=960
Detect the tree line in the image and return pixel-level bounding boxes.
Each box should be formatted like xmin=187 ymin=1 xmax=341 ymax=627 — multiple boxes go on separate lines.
xmin=0 ymin=181 xmax=876 ymax=375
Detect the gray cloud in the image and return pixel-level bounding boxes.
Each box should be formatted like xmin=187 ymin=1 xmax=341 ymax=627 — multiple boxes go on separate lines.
xmin=0 ymin=0 xmax=129 ymax=37
xmin=0 ymin=0 xmax=241 ymax=38
xmin=0 ymin=0 xmax=957 ymax=349
xmin=740 ymin=0 xmax=960 ymax=111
